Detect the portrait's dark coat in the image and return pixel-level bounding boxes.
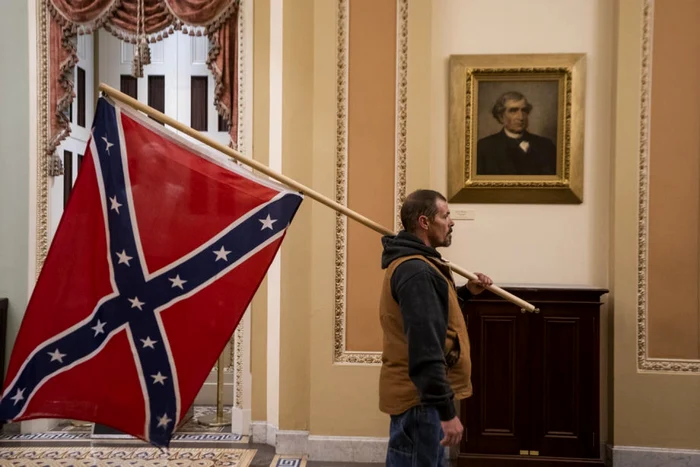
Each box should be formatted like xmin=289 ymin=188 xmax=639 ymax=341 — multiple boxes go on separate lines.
xmin=476 ymin=130 xmax=556 ymax=175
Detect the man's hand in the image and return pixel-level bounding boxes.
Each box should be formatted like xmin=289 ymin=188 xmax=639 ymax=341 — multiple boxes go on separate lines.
xmin=466 ymin=272 xmax=493 ymax=295
xmin=440 ymin=416 xmax=464 ymax=446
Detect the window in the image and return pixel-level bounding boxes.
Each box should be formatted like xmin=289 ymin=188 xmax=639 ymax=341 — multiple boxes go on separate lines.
xmin=77 ymin=67 xmax=86 ymax=127
xmin=191 ymin=76 xmax=208 ymax=131
xmin=120 ymin=75 xmax=138 ymax=100
xmin=63 ymin=151 xmax=73 ymax=207
xmin=148 ymin=75 xmax=165 ymax=124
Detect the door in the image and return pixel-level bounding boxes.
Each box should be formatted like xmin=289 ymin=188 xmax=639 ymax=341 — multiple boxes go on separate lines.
xmin=97 ymin=29 xmax=230 ymax=147
xmin=462 ymin=301 xmax=531 ymax=455
xmin=528 ymin=303 xmax=599 ymax=459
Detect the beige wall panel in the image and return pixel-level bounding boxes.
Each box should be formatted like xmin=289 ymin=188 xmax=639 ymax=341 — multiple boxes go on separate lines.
xmin=279 ymin=0 xmax=314 ymax=431
xmin=345 ymin=0 xmax=397 ymax=352
xmin=306 ymin=0 xmax=427 ymax=437
xmin=251 ymin=0 xmax=270 ymax=422
xmin=613 ymin=0 xmax=700 ymax=449
xmin=647 ymin=0 xmax=700 ymax=360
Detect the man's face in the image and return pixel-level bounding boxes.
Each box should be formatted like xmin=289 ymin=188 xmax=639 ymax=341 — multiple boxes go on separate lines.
xmin=501 ymin=98 xmax=530 ymax=134
xmin=425 ymin=199 xmax=454 ymax=248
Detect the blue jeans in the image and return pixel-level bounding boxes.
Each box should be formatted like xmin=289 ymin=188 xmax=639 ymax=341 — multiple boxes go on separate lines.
xmin=386 ymin=405 xmax=447 ymax=467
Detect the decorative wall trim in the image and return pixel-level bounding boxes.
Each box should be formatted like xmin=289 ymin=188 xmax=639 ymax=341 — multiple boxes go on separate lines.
xmin=35 ymin=2 xmax=50 ymax=281
xmin=394 ymin=0 xmax=408 ymax=231
xmin=611 ymin=445 xmax=700 ymax=466
xmin=636 ymin=0 xmax=700 ymax=373
xmin=231 ymin=0 xmax=247 ymax=410
xmin=333 ymin=0 xmax=408 ymax=365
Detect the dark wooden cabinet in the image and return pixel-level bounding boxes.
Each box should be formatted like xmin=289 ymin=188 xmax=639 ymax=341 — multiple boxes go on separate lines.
xmin=458 ymin=286 xmax=607 ymax=467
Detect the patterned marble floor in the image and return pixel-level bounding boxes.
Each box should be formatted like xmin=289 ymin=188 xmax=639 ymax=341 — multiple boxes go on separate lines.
xmin=0 ymin=406 xmax=247 ymax=445
xmin=0 ymin=406 xmax=383 ymax=466
xmin=0 ymin=446 xmax=257 ymax=466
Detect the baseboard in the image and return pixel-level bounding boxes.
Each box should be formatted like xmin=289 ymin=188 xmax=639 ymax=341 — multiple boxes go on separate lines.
xmin=250 ymin=421 xmax=268 ymax=444
xmin=249 ymin=421 xmax=278 ymax=446
xmin=252 ymin=426 xmax=389 ymax=462
xmin=611 ymin=445 xmax=700 ymax=466
xmin=308 ymin=435 xmax=388 ymax=463
xmin=276 ymin=430 xmax=308 ymax=455
xmin=230 ymin=407 xmax=251 ymax=437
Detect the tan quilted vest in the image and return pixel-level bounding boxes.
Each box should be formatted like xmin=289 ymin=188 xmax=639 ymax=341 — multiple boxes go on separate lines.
xmin=378 ymin=255 xmax=472 ymax=415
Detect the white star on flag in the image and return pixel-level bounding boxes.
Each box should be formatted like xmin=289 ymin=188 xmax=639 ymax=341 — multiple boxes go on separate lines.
xmin=169 ymin=275 xmax=187 ymax=289
xmin=140 ymin=336 xmax=158 ymax=349
xmin=151 ymin=372 xmax=168 ymax=385
xmin=109 ymin=196 xmax=122 ymax=214
xmin=157 ymin=413 xmax=172 ymax=428
xmin=10 ymin=388 xmax=25 ymax=406
xmin=102 ymin=136 xmax=114 ymax=155
xmin=116 ymin=250 xmax=133 ymax=266
xmin=129 ymin=297 xmax=145 ymax=310
xmin=91 ymin=320 xmax=106 ymax=337
xmin=213 ymin=246 xmax=231 ymax=262
xmin=48 ymin=348 xmax=66 ymax=363
xmin=259 ymin=214 xmax=277 ymax=230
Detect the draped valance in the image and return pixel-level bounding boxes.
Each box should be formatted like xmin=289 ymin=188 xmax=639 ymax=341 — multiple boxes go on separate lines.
xmin=45 ymin=0 xmax=239 ymax=166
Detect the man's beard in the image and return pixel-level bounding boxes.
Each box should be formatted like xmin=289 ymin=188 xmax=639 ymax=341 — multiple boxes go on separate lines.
xmin=432 ymin=232 xmax=452 ymax=248
xmin=443 ymin=234 xmax=452 ymax=247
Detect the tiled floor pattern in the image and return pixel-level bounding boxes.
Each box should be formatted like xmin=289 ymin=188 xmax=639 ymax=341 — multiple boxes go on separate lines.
xmin=0 ymin=406 xmax=247 ymax=445
xmin=270 ymin=454 xmax=308 ymax=467
xmin=0 ymin=406 xmax=384 ymax=466
xmin=0 ymin=446 xmax=257 ymax=466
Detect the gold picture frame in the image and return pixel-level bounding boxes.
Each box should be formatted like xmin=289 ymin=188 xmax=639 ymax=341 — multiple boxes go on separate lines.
xmin=447 ymin=53 xmax=586 ymax=204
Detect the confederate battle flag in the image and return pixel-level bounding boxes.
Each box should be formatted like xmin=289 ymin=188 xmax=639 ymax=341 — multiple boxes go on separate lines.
xmin=0 ymin=97 xmax=303 ymax=448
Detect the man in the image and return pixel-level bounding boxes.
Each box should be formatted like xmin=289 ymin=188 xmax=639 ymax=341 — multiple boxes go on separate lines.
xmin=379 ymin=189 xmax=492 ymax=466
xmin=476 ymin=91 xmax=557 ymax=175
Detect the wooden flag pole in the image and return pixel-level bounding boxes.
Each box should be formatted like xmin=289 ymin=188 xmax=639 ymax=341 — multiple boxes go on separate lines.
xmin=97 ymin=83 xmax=539 ymax=313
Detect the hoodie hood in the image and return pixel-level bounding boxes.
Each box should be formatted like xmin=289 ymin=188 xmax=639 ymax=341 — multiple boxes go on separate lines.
xmin=381 ymin=230 xmax=442 ymax=269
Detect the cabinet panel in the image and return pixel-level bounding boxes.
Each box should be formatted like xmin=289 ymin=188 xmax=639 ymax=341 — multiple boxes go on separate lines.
xmin=463 ymin=303 xmax=529 ymax=455
xmin=530 ymin=305 xmax=599 ymax=459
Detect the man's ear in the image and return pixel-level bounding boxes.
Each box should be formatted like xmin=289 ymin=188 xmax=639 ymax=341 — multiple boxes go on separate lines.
xmin=417 ymin=215 xmax=429 ymax=231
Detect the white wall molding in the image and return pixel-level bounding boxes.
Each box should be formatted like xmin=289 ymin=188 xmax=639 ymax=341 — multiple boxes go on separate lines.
xmin=611 ymin=445 xmax=700 ymax=466
xmin=263 ymin=430 xmax=388 ymax=463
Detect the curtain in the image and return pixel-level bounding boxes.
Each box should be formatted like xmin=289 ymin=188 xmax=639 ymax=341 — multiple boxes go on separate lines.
xmin=45 ymin=0 xmax=239 ymax=162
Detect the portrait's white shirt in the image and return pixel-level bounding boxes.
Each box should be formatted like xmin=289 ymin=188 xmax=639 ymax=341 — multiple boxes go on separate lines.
xmin=504 ymin=128 xmax=530 ymax=153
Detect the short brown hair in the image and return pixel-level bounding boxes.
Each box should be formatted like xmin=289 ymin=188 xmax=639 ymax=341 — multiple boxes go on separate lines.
xmin=400 ymin=189 xmax=446 ymax=233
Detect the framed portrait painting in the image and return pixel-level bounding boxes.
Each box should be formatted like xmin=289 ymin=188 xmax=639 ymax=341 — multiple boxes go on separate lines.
xmin=447 ymin=53 xmax=586 ymax=204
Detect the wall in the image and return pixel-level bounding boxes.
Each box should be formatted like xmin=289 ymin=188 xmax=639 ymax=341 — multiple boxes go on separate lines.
xmin=250 ymin=0 xmax=616 ymax=452
xmin=430 ymin=0 xmax=614 ymax=288
xmin=612 ymin=0 xmax=700 ymax=451
xmin=0 ymin=0 xmax=31 ymax=372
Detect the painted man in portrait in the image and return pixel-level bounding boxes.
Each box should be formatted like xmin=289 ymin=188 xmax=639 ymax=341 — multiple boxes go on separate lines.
xmin=476 ymin=91 xmax=557 ymax=176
